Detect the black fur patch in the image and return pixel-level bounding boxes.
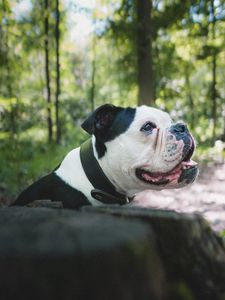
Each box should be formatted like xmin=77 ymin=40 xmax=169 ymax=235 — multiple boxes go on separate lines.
xmin=96 ymin=107 xmax=136 ymax=158
xmin=13 ymin=173 xmax=90 ymax=209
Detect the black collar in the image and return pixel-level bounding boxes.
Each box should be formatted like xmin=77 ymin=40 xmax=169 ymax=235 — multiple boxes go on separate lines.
xmin=80 ymin=139 xmax=133 ymax=205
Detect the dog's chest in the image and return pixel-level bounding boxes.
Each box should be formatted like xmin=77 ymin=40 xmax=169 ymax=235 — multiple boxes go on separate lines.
xmin=55 ymin=147 xmax=101 ymax=206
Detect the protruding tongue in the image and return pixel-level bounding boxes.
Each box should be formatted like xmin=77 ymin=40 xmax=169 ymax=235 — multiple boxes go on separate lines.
xmin=141 ymin=160 xmax=198 ymax=183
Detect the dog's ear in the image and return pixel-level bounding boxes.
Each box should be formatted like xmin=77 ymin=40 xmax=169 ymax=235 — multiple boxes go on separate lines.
xmin=81 ymin=104 xmax=121 ymax=136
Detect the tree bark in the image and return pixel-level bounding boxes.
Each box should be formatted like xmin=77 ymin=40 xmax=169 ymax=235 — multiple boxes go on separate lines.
xmin=2 ymin=2 xmax=16 ymax=136
xmin=90 ymin=33 xmax=96 ymax=112
xmin=55 ymin=0 xmax=61 ymax=144
xmin=210 ymin=0 xmax=217 ymax=141
xmin=185 ymin=66 xmax=195 ymax=130
xmin=0 ymin=207 xmax=165 ymax=300
xmin=44 ymin=0 xmax=53 ymax=143
xmin=136 ymin=0 xmax=154 ymax=106
xmin=90 ymin=58 xmax=95 ymax=112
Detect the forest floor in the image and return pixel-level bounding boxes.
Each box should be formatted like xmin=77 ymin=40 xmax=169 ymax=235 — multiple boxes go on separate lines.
xmin=134 ymin=162 xmax=225 ymax=233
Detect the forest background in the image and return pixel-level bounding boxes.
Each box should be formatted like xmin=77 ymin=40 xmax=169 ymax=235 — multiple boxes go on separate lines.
xmin=0 ymin=0 xmax=225 ymax=200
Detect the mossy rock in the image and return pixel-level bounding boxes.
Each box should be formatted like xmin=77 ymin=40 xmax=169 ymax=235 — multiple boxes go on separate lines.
xmin=83 ymin=205 xmax=225 ymax=300
xmin=0 ymin=207 xmax=165 ymax=300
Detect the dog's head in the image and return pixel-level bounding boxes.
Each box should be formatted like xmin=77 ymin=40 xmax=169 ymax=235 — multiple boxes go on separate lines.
xmin=82 ymin=104 xmax=198 ymax=196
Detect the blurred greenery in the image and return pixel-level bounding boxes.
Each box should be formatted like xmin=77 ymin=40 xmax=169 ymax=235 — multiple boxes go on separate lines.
xmin=0 ymin=127 xmax=88 ymax=197
xmin=0 ymin=0 xmax=225 ymax=199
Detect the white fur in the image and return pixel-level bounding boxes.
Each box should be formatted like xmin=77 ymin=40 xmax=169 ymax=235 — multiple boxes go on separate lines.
xmin=55 ymin=146 xmax=101 ymax=205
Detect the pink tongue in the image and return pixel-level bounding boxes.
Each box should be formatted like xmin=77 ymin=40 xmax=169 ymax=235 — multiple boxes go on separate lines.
xmin=142 ymin=160 xmax=198 ymax=183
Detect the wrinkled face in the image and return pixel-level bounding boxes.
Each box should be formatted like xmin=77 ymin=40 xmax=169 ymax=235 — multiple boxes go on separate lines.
xmin=128 ymin=106 xmax=198 ymax=189
xmin=82 ymin=104 xmax=199 ymax=196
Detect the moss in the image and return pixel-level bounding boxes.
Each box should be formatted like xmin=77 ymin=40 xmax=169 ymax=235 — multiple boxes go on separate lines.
xmin=170 ymin=281 xmax=196 ymax=300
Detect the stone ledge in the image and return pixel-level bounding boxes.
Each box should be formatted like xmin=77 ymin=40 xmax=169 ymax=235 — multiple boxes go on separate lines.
xmin=1 ymin=206 xmax=225 ymax=300
xmin=0 ymin=207 xmax=165 ymax=300
xmin=83 ymin=205 xmax=225 ymax=300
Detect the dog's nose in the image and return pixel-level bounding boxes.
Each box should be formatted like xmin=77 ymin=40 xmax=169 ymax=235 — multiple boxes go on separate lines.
xmin=171 ymin=123 xmax=188 ymax=134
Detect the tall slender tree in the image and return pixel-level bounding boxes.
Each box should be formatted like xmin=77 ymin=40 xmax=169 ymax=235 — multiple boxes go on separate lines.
xmin=210 ymin=0 xmax=217 ymax=141
xmin=184 ymin=65 xmax=195 ymax=130
xmin=136 ymin=0 xmax=154 ymax=106
xmin=55 ymin=0 xmax=61 ymax=144
xmin=90 ymin=28 xmax=96 ymax=112
xmin=1 ymin=0 xmax=16 ymax=136
xmin=44 ymin=0 xmax=53 ymax=142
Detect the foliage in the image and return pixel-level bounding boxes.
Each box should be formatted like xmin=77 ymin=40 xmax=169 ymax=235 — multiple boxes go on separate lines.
xmin=221 ymin=231 xmax=225 ymax=240
xmin=0 ymin=127 xmax=87 ymax=197
xmin=97 ymin=0 xmax=225 ymax=142
xmin=0 ymin=0 xmax=224 ymax=200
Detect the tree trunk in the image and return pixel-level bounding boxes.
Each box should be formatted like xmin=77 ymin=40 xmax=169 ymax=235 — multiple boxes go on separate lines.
xmin=5 ymin=43 xmax=16 ymax=137
xmin=136 ymin=0 xmax=154 ymax=106
xmin=0 ymin=207 xmax=165 ymax=300
xmin=44 ymin=0 xmax=53 ymax=143
xmin=90 ymin=58 xmax=95 ymax=112
xmin=90 ymin=33 xmax=96 ymax=112
xmin=222 ymin=105 xmax=225 ymax=141
xmin=2 ymin=3 xmax=16 ymax=136
xmin=55 ymin=0 xmax=61 ymax=144
xmin=210 ymin=0 xmax=217 ymax=141
xmin=185 ymin=66 xmax=195 ymax=130
xmin=84 ymin=206 xmax=225 ymax=300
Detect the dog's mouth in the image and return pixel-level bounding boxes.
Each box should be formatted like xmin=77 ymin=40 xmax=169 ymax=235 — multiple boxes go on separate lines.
xmin=136 ymin=142 xmax=198 ymax=186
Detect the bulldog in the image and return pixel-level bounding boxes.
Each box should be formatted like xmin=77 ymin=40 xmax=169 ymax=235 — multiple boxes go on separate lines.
xmin=12 ymin=104 xmax=199 ymax=208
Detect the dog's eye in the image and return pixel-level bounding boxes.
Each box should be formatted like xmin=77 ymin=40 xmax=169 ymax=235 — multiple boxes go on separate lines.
xmin=140 ymin=122 xmax=156 ymax=133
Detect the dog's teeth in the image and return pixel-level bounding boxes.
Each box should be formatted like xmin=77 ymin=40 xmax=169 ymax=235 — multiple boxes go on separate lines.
xmin=182 ymin=160 xmax=198 ymax=170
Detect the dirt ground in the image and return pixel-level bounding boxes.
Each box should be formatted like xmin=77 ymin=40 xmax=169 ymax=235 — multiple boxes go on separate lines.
xmin=133 ymin=163 xmax=225 ymax=233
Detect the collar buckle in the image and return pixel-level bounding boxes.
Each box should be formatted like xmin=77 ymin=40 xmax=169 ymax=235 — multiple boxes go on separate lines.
xmin=91 ymin=189 xmax=129 ymax=205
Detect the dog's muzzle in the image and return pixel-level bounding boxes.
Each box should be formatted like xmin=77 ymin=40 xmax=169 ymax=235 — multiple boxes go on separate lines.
xmin=136 ymin=123 xmax=198 ymax=187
